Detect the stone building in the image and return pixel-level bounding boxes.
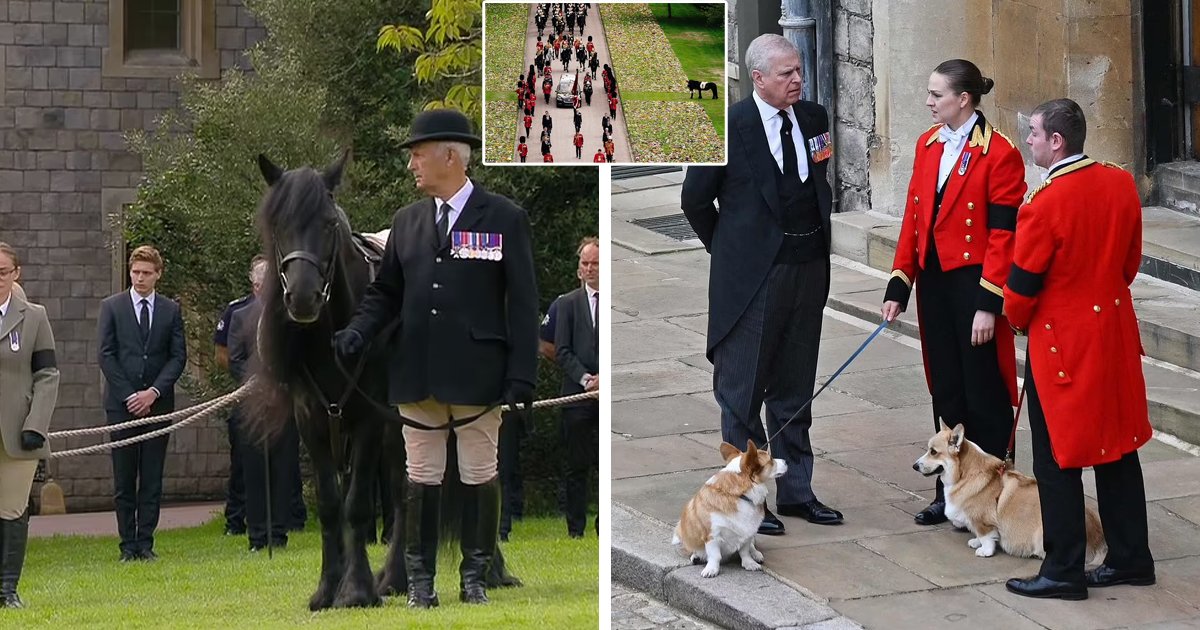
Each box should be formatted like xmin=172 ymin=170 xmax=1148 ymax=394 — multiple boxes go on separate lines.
xmin=1 ymin=0 xmax=264 ymax=510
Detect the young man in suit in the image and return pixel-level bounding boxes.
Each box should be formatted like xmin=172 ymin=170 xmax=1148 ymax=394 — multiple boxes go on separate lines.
xmin=555 ymin=237 xmax=600 ymax=538
xmin=333 ymin=109 xmax=538 ymax=608
xmin=97 ymin=245 xmax=187 ymax=561
xmin=681 ymin=34 xmax=841 ymax=535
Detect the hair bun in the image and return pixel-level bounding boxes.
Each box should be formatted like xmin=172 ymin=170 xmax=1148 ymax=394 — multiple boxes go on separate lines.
xmin=981 ymin=77 xmax=995 ymax=95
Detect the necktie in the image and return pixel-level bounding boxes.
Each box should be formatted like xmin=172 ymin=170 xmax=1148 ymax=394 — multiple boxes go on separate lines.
xmin=436 ymin=202 xmax=451 ymax=249
xmin=591 ymin=292 xmax=599 ymax=332
xmin=778 ymin=110 xmax=798 ymax=177
xmin=139 ymin=298 xmax=150 ymax=342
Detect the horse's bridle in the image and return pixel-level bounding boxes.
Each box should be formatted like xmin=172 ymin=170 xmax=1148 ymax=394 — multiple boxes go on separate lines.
xmin=274 ymin=220 xmax=339 ymax=307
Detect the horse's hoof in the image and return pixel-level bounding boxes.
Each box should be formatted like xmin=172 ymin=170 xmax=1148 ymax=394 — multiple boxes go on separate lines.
xmin=375 ymin=570 xmax=408 ymax=597
xmin=308 ymin=590 xmax=335 ymax=611
xmin=332 ymin=588 xmax=382 ymax=609
xmin=491 ymin=574 xmax=524 ymax=589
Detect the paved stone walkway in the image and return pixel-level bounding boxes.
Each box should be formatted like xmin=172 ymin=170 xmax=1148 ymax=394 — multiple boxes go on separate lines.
xmin=30 ymin=501 xmax=222 ymax=538
xmin=613 ymin=582 xmax=720 ymax=630
xmin=611 ymin=171 xmax=1200 ymax=630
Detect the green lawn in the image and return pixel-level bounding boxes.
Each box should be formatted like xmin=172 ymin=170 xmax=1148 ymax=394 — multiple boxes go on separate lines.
xmin=649 ymin=3 xmax=725 ymax=137
xmin=7 ymin=515 xmax=597 ymax=628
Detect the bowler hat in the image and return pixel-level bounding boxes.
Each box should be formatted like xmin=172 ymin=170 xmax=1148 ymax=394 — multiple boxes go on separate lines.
xmin=398 ymin=109 xmax=482 ymax=149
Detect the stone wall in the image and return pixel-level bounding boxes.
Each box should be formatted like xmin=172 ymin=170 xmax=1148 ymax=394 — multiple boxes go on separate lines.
xmin=0 ymin=0 xmax=264 ymax=512
xmin=833 ymin=0 xmax=874 ymax=214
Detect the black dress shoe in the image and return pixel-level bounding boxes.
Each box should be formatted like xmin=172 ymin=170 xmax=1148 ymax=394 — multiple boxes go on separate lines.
xmin=1005 ymin=575 xmax=1087 ymax=600
xmin=758 ymin=508 xmax=786 ymax=536
xmin=119 ymin=551 xmax=139 ymax=562
xmin=140 ymin=549 xmax=158 ymax=561
xmin=778 ymin=500 xmax=843 ymax=525
xmin=914 ymin=500 xmax=948 ymax=526
xmin=1086 ymin=564 xmax=1156 ymax=587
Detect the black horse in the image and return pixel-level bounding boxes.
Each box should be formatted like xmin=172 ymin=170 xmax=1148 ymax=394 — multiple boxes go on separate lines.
xmin=247 ymin=152 xmax=519 ymax=610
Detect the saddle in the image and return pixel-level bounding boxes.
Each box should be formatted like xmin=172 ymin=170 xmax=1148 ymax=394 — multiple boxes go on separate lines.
xmin=350 ymin=230 xmax=388 ymax=280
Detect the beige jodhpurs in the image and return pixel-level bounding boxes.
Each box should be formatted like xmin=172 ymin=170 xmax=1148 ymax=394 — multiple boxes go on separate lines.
xmin=397 ymin=398 xmax=502 ymax=485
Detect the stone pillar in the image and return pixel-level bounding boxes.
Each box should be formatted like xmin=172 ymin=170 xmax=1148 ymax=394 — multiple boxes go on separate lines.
xmin=780 ymin=0 xmax=818 ymax=102
xmin=834 ymin=0 xmax=876 ymax=214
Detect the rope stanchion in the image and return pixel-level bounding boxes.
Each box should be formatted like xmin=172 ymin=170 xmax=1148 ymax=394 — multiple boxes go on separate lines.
xmin=49 ymin=381 xmax=256 ymax=459
xmin=46 ymin=384 xmax=595 ymax=459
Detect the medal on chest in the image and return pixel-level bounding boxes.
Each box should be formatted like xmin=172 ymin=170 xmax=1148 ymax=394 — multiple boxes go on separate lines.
xmin=958 ymin=151 xmax=971 ymax=177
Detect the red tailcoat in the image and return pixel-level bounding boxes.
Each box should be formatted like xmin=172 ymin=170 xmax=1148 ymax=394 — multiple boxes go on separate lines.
xmin=1003 ymin=158 xmax=1150 ymax=468
xmin=887 ymin=116 xmax=1027 ymax=405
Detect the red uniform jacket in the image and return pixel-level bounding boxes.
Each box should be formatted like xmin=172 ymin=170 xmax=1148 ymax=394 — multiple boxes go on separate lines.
xmin=517 ymin=143 xmax=528 ymax=158
xmin=593 ymin=151 xmax=606 ymax=163
xmin=543 ymin=154 xmax=554 ymax=163
xmin=885 ymin=115 xmax=1026 ymax=404
xmin=523 ymin=115 xmax=533 ymax=129
xmin=573 ymin=133 xmax=584 ymax=148
xmin=1004 ymin=158 xmax=1150 ymax=468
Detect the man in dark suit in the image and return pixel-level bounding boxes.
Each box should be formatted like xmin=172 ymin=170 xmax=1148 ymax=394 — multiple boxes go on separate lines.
xmin=681 ymin=34 xmax=841 ymax=534
xmin=333 ymin=109 xmax=538 ymax=608
xmin=97 ymin=245 xmax=187 ymax=561
xmin=555 ymin=237 xmax=599 ymax=539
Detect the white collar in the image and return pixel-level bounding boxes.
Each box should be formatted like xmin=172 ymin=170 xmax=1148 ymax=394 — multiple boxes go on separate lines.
xmin=585 ymin=284 xmax=598 ymax=301
xmin=752 ymin=90 xmax=795 ymax=127
xmin=939 ymin=111 xmax=979 ymax=146
xmin=130 ymin=288 xmax=156 ymax=307
xmin=1045 ymin=153 xmax=1086 ymax=179
xmin=0 ymin=294 xmax=10 ymax=319
xmin=434 ymin=178 xmax=475 ymax=215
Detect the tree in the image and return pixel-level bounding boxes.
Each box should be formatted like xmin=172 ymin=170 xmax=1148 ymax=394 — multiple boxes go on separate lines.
xmin=376 ymin=0 xmax=483 ymax=118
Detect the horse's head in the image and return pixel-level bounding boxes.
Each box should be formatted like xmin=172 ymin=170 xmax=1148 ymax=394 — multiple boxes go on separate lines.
xmin=256 ymin=151 xmax=349 ymax=324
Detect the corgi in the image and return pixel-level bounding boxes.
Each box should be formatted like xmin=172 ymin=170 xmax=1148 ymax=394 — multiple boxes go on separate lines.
xmin=672 ymin=440 xmax=788 ymax=577
xmin=913 ymin=424 xmax=1106 ymax=561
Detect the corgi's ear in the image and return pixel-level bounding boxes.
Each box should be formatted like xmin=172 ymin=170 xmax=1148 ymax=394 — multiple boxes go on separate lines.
xmin=719 ymin=442 xmax=740 ymax=462
xmin=949 ymin=424 xmax=965 ymax=450
xmin=745 ymin=439 xmax=758 ymax=457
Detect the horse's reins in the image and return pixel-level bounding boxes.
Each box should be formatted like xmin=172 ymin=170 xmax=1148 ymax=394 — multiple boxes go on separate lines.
xmin=765 ymin=319 xmax=889 ymax=448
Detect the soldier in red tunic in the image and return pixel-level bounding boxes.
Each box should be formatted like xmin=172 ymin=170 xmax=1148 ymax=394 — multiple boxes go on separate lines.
xmin=517 ymin=136 xmax=528 ymax=163
xmin=1003 ymin=98 xmax=1155 ymax=601
xmin=593 ymin=148 xmax=605 ymax=163
xmin=543 ymin=152 xmax=554 ymax=163
xmin=523 ymin=113 xmax=533 ymax=138
xmin=881 ymin=59 xmax=1024 ymax=526
xmin=573 ymin=131 xmax=584 ymax=158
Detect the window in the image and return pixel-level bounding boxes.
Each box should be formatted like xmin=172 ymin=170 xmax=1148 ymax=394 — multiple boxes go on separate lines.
xmin=126 ymin=0 xmax=181 ymax=51
xmin=103 ymin=0 xmax=218 ymax=79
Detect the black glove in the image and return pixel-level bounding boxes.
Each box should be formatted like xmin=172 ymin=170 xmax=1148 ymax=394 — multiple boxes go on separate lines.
xmin=20 ymin=430 xmax=44 ymax=451
xmin=332 ymin=329 xmax=365 ymax=359
xmin=503 ymin=379 xmax=535 ymax=423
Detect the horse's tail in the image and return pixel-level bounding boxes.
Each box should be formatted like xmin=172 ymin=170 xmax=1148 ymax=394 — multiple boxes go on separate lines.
xmin=439 ymin=432 xmax=522 ymax=587
xmin=241 ymin=301 xmax=300 ymax=447
xmin=708 ymin=83 xmax=719 ymax=99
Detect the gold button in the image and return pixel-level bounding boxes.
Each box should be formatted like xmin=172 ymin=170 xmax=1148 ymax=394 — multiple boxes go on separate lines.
xmin=1115 ymin=299 xmax=1120 ymax=306
xmin=1093 ymin=305 xmax=1101 ymax=312
xmin=1133 ymin=436 xmax=1138 ymax=443
xmin=1058 ymin=371 xmax=1066 ymax=378
xmin=966 ymin=235 xmax=973 ymax=243
xmin=968 ymin=202 xmax=975 ymax=210
xmin=963 ymin=252 xmax=971 ymax=260
xmin=1050 ymin=346 xmax=1058 ymax=353
xmin=1045 ymin=323 xmax=1052 ymax=330
xmin=966 ymin=219 xmax=973 ymax=227
xmin=1100 ymin=448 xmax=1106 ymax=455
xmin=914 ymin=196 xmax=919 ymax=204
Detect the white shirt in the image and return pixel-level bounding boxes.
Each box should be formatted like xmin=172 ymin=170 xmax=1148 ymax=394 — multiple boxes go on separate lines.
xmin=752 ymin=90 xmax=809 ymax=182
xmin=434 ymin=178 xmax=476 ymax=235
xmin=1044 ymin=153 xmax=1086 ymax=181
xmin=130 ymin=287 xmax=156 ymax=329
xmin=937 ymin=111 xmax=979 ymax=191
xmin=0 ymin=294 xmax=10 ymax=320
xmin=585 ymin=284 xmax=599 ymax=328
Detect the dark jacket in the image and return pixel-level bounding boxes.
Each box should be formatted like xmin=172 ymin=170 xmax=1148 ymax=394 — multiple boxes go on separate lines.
xmin=681 ymin=96 xmax=834 ymax=358
xmin=345 ymin=183 xmax=539 ymax=405
xmin=227 ymin=297 xmax=262 ymax=385
xmin=98 ymin=291 xmax=187 ymax=414
xmin=554 ymin=286 xmax=598 ymax=403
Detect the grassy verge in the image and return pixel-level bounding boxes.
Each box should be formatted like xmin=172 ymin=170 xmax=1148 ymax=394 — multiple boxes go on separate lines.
xmin=9 ymin=515 xmax=597 ymax=628
xmin=485 ymin=99 xmax=518 ymax=163
xmin=601 ymin=3 xmax=722 ymax=162
xmin=648 ymin=3 xmax=725 ymax=137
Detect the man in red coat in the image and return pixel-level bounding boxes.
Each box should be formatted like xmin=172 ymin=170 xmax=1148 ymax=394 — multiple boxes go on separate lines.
xmin=523 ymin=113 xmax=533 ymax=137
xmin=572 ymin=131 xmax=584 ymax=158
xmin=593 ymin=149 xmax=605 ymax=163
xmin=1004 ymin=98 xmax=1154 ymax=600
xmin=516 ymin=137 xmax=528 ymax=163
xmin=543 ymin=152 xmax=554 ymax=163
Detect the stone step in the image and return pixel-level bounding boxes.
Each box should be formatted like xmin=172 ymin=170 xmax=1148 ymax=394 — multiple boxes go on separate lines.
xmin=1154 ymin=160 xmax=1200 ymax=219
xmin=828 ymin=216 xmax=1200 ymax=447
xmin=1141 ymin=206 xmax=1200 ymax=291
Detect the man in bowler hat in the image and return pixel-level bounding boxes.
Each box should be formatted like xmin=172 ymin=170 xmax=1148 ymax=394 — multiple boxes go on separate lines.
xmin=333 ymin=109 xmax=538 ymax=608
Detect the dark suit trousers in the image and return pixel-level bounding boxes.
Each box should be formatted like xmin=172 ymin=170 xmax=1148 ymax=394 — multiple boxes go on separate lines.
xmin=916 ymin=253 xmax=1012 ymax=468
xmin=561 ymin=401 xmax=599 ymax=535
xmin=109 ymin=411 xmax=170 ymax=554
xmin=713 ymin=258 xmax=827 ymax=505
xmin=498 ymin=410 xmax=527 ymax=535
xmin=1027 ymin=360 xmax=1154 ymax=582
xmin=224 ymin=411 xmax=246 ymax=531
xmin=237 ymin=414 xmax=300 ymax=546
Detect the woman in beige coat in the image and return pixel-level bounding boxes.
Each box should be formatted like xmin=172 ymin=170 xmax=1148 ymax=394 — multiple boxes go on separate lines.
xmin=0 ymin=243 xmax=59 ymax=608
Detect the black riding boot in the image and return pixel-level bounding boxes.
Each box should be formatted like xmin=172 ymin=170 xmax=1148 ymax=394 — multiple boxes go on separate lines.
xmin=0 ymin=511 xmax=30 ymax=608
xmin=404 ymin=482 xmax=441 ymax=609
xmin=460 ymin=477 xmax=500 ymax=604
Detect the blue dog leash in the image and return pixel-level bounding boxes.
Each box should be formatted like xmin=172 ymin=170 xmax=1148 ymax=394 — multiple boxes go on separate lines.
xmin=765 ymin=319 xmax=890 ymax=447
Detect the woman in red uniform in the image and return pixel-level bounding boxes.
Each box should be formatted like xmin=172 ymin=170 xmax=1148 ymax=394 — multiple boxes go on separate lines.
xmin=881 ymin=59 xmax=1025 ymax=525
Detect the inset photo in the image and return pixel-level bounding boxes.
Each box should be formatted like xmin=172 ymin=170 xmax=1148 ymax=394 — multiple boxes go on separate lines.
xmin=484 ymin=2 xmax=727 ymax=165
